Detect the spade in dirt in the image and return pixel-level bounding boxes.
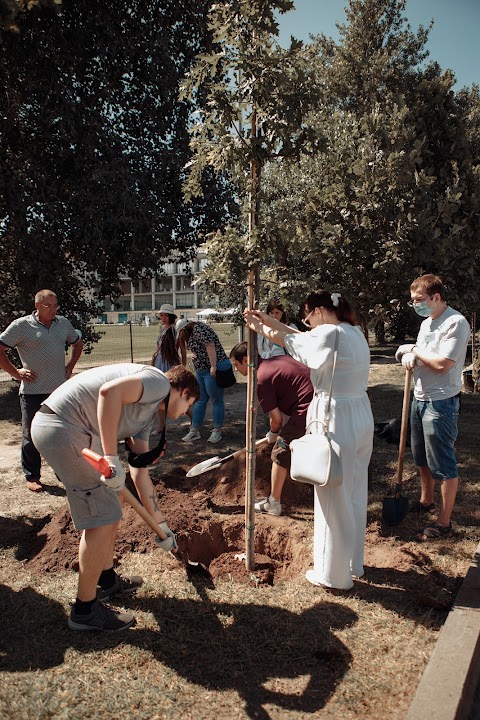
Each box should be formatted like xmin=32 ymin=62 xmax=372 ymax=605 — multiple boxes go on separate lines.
xmin=382 ymin=367 xmax=412 ymax=526
xmin=186 ymin=437 xmax=268 ymax=477
xmin=82 ymin=449 xmax=211 ymax=579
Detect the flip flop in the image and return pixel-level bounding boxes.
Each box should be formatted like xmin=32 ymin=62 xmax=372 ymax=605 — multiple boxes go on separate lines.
xmin=409 ymin=500 xmax=436 ymax=514
xmin=417 ymin=522 xmax=452 ymax=542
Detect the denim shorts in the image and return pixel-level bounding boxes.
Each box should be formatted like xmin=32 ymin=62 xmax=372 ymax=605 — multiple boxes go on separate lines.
xmin=410 ymin=395 xmax=460 ymax=480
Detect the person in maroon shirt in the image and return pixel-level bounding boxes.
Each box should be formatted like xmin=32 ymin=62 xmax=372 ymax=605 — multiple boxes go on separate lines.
xmin=230 ymin=342 xmax=313 ymax=516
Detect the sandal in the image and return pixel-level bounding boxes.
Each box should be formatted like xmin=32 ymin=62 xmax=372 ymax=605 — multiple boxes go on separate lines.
xmin=409 ymin=500 xmax=435 ymax=514
xmin=417 ymin=522 xmax=452 ymax=541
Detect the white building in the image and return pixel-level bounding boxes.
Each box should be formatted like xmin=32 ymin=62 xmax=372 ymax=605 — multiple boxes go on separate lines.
xmin=97 ymin=248 xmax=211 ymax=324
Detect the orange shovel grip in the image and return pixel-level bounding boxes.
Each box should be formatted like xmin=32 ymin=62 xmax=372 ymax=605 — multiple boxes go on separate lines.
xmin=82 ymin=448 xmax=112 ymax=477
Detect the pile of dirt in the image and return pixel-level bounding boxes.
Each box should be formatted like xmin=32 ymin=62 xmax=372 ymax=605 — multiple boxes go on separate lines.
xmin=20 ymin=442 xmax=458 ymax=603
xmin=25 ymin=445 xmax=311 ymax=583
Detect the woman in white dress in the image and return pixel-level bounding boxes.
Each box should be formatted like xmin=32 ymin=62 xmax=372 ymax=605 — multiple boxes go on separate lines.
xmin=244 ymin=290 xmax=373 ymax=590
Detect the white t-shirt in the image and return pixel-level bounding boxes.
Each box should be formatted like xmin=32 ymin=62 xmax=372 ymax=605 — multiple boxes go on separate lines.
xmin=258 ymin=324 xmax=298 ymax=360
xmin=44 ymin=364 xmax=170 ymax=440
xmin=414 ymin=306 xmax=470 ymax=401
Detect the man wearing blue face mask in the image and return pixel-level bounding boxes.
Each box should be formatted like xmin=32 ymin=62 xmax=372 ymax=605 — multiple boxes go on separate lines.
xmin=395 ymin=274 xmax=470 ymax=541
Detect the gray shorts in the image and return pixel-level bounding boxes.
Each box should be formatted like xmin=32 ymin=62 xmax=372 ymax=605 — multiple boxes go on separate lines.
xmin=31 ymin=412 xmax=122 ymax=531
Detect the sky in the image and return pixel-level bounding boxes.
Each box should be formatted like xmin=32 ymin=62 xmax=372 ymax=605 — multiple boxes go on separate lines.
xmin=277 ymin=0 xmax=479 ymax=90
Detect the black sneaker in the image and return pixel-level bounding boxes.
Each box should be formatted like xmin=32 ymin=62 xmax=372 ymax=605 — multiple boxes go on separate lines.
xmin=68 ymin=599 xmax=135 ymax=632
xmin=97 ymin=572 xmax=143 ymax=601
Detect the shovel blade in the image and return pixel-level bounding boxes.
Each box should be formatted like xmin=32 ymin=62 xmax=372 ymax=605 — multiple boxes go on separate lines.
xmin=186 ymin=456 xmax=222 ymax=477
xmin=382 ymin=494 xmax=409 ymax=526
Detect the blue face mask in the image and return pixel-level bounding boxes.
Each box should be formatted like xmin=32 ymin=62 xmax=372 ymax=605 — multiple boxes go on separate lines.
xmin=413 ymin=301 xmax=433 ymax=318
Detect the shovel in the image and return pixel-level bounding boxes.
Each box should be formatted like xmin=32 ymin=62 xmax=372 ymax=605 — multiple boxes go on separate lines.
xmin=382 ymin=367 xmax=412 ymax=526
xmin=186 ymin=437 xmax=269 ymax=478
xmin=82 ymin=448 xmax=211 ymax=578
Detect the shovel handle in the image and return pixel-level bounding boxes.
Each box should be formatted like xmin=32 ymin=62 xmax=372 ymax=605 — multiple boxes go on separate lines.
xmin=228 ymin=437 xmax=269 ymax=461
xmin=82 ymin=448 xmax=111 ymax=477
xmin=120 ymin=486 xmax=168 ymax=541
xmin=81 ymin=448 xmax=168 ymax=542
xmin=396 ymin=367 xmax=413 ymax=485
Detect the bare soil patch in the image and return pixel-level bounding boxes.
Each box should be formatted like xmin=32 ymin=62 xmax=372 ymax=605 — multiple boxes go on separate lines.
xmin=1 ymin=350 xmax=479 ymax=720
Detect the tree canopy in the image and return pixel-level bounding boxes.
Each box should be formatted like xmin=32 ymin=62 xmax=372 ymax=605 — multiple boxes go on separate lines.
xmin=0 ymin=0 xmax=238 ymax=338
xmin=183 ymin=0 xmax=480 ymax=337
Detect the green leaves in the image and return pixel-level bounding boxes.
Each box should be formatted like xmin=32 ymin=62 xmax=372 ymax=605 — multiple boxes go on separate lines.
xmin=0 ymin=1 xmax=239 ymax=332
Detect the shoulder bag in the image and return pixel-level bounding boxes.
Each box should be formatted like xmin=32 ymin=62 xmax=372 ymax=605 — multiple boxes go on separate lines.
xmin=289 ymin=327 xmax=342 ymax=488
xmin=215 ymin=362 xmax=237 ymax=388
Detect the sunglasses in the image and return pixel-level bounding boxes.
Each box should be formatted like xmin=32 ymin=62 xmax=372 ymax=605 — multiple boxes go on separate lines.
xmin=302 ymin=309 xmax=314 ymax=328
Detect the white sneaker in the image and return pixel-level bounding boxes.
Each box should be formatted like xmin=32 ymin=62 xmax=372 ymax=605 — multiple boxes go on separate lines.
xmin=254 ymin=497 xmax=282 ymax=516
xmin=207 ymin=429 xmax=222 ymax=444
xmin=182 ymin=429 xmax=201 ymax=442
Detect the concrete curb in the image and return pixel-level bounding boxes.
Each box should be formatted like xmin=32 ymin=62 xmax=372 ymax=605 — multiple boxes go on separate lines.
xmin=406 ymin=541 xmax=480 ymax=720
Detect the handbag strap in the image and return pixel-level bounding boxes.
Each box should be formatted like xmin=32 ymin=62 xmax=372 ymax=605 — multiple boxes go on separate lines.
xmin=323 ymin=327 xmax=340 ymax=432
xmin=308 ymin=327 xmax=339 ymax=435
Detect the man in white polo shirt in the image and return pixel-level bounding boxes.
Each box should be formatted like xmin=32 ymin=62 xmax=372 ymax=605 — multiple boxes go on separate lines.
xmin=0 ymin=289 xmax=83 ymax=492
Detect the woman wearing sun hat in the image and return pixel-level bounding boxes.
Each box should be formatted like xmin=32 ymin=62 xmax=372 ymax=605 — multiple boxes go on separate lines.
xmin=152 ymin=304 xmax=180 ymax=372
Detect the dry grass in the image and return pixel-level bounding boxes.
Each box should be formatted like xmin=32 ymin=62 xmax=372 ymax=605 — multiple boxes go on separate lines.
xmin=1 ymin=343 xmax=479 ymax=720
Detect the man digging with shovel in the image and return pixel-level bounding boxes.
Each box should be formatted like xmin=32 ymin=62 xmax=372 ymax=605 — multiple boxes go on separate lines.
xmin=31 ymin=364 xmax=199 ymax=632
xmin=230 ymin=342 xmax=313 ymax=516
xmin=396 ymin=274 xmax=470 ymax=541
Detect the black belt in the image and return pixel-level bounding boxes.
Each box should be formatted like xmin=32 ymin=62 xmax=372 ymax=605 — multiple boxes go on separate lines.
xmin=39 ymin=405 xmax=55 ymax=414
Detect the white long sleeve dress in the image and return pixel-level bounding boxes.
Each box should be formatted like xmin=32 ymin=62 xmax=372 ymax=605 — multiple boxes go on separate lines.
xmin=285 ymin=322 xmax=373 ymax=589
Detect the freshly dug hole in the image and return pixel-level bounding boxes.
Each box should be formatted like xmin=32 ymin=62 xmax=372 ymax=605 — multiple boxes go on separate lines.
xmin=24 ymin=446 xmax=312 ymax=581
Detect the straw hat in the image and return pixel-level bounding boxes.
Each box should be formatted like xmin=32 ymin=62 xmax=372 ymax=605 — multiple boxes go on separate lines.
xmin=157 ymin=303 xmax=176 ymax=316
xmin=175 ymin=319 xmax=188 ymax=333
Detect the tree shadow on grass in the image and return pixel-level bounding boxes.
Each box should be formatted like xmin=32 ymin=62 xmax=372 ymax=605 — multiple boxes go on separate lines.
xmin=141 ymin=596 xmax=358 ymax=719
xmin=354 ymin=565 xmax=460 ymax=628
xmin=0 ymin=584 xmax=68 ymax=671
xmin=0 ymin=580 xmax=357 ymax=719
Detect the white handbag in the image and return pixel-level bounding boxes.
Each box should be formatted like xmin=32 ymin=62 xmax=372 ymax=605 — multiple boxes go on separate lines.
xmin=289 ymin=328 xmax=343 ymax=488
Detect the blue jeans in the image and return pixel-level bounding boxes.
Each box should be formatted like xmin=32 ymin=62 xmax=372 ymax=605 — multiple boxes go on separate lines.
xmin=410 ymin=395 xmax=460 ymax=480
xmin=192 ymin=358 xmax=231 ymax=429
xmin=20 ymin=393 xmax=49 ymax=481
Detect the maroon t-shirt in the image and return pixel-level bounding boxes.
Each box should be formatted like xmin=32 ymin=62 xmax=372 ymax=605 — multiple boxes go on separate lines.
xmin=257 ymin=355 xmax=313 ymax=426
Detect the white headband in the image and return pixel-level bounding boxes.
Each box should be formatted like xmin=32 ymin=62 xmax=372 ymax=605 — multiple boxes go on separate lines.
xmin=331 ymin=292 xmax=341 ymax=307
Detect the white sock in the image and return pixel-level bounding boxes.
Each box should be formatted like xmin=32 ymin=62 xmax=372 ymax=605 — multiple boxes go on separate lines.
xmin=269 ymin=495 xmax=280 ymax=505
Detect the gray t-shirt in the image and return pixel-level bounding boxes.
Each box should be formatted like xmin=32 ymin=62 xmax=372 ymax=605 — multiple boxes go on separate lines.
xmin=414 ymin=306 xmax=470 ymax=401
xmin=0 ymin=313 xmax=81 ymax=394
xmin=44 ymin=364 xmax=170 ymax=440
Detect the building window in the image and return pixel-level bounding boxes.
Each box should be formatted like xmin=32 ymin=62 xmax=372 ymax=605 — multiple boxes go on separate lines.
xmin=119 ymin=280 xmax=131 ymax=295
xmin=177 ymin=260 xmax=194 ymax=274
xmin=176 ymin=276 xmax=192 ymax=291
xmin=137 ymin=279 xmax=152 ymax=294
xmin=154 ymin=277 xmax=173 ymax=292
xmin=135 ymin=295 xmax=153 ymax=311
xmin=161 ymin=262 xmax=176 ymax=275
xmin=117 ymin=297 xmax=131 ymax=311
xmin=154 ymin=295 xmax=174 ymax=309
xmin=176 ymin=293 xmax=194 ymax=308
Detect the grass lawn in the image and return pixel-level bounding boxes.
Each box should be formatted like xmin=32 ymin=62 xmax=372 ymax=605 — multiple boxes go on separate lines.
xmin=0 ymin=341 xmax=479 ymax=720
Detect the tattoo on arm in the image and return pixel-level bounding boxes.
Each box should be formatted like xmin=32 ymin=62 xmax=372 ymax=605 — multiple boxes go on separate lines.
xmin=149 ymin=493 xmax=160 ymax=512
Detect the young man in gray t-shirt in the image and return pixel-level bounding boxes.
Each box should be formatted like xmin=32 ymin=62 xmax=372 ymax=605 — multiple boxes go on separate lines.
xmin=31 ymin=363 xmax=199 ymax=632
